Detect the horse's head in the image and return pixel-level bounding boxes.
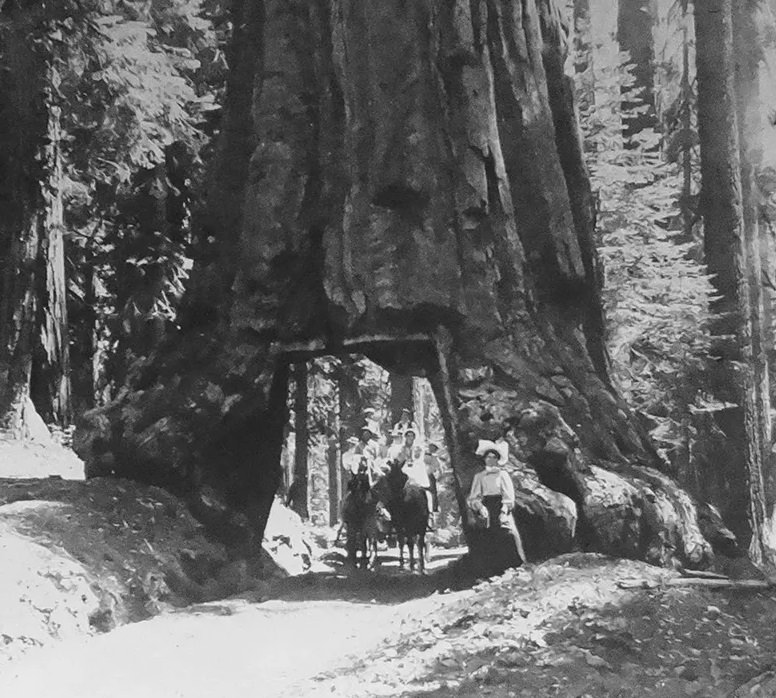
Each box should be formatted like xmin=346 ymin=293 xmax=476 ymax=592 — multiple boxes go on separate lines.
xmin=351 ymin=471 xmax=372 ymax=497
xmin=343 ymin=472 xmax=377 ymax=525
xmin=385 ymin=459 xmax=408 ymax=494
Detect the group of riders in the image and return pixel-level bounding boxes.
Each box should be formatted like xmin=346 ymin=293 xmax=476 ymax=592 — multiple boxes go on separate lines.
xmin=341 ymin=407 xmax=526 ymax=572
xmin=342 ymin=408 xmax=440 ymax=528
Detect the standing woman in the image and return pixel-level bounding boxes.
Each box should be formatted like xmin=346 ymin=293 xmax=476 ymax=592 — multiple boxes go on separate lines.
xmin=467 ymin=440 xmax=526 ymax=570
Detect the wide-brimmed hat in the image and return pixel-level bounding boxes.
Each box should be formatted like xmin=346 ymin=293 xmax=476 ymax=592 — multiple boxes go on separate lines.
xmin=361 ymin=419 xmax=381 ymax=438
xmin=475 ymin=439 xmax=509 ymax=465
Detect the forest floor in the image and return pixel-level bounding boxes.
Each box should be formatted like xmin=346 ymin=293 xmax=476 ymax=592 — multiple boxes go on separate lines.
xmin=3 ymin=439 xmax=776 ymax=696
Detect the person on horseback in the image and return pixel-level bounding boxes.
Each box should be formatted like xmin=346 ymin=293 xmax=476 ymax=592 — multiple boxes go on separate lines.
xmin=467 ymin=439 xmax=526 ymax=571
xmin=423 ymin=443 xmax=441 ymax=515
xmin=400 ymin=432 xmax=436 ymax=531
xmin=393 ymin=408 xmax=419 ymax=438
xmin=344 ymin=421 xmax=383 ymax=487
xmin=386 ymin=427 xmax=405 ymax=463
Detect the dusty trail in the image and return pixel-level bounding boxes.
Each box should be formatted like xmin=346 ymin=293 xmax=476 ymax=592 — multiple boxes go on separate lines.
xmin=0 ymin=589 xmax=433 ymax=698
xmin=0 ymin=551 xmax=466 ymax=698
xmin=6 ymin=554 xmax=776 ymax=697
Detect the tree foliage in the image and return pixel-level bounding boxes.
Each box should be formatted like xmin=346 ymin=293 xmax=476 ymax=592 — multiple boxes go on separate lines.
xmin=57 ymin=0 xmax=228 ymax=405
xmin=578 ymin=49 xmax=717 ymax=468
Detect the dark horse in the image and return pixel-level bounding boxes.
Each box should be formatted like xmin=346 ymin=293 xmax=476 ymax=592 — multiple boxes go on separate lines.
xmin=341 ymin=472 xmax=386 ymax=569
xmin=374 ymin=460 xmax=429 ymax=573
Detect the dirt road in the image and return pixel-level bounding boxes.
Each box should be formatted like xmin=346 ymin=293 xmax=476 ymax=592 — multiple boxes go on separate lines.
xmin=0 ymin=591 xmax=431 ymax=698
xmin=5 ymin=554 xmax=776 ymax=698
xmin=0 ymin=547 xmax=467 ymax=698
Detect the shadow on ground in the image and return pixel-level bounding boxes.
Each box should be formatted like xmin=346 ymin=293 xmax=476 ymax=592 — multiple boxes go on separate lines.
xmin=265 ymin=548 xmax=474 ymax=604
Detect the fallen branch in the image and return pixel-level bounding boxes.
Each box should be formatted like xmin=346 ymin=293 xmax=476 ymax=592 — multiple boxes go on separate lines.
xmin=618 ymin=577 xmax=775 ymax=590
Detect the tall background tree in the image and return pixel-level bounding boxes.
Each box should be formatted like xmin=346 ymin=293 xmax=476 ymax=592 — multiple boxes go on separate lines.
xmin=0 ymin=2 xmax=70 ymax=436
xmin=694 ymin=0 xmax=776 ymax=567
xmin=1 ymin=0 xmax=227 ymax=433
xmin=617 ymin=0 xmax=659 ymax=141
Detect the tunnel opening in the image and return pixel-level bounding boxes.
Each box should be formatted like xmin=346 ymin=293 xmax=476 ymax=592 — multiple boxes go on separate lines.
xmin=266 ymin=334 xmax=470 ymax=575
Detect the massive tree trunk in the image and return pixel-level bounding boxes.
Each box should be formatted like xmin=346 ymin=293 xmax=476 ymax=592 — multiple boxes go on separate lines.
xmin=695 ymin=0 xmax=775 ymax=567
xmin=0 ymin=7 xmax=64 ymax=437
xmin=76 ymin=0 xmax=723 ymax=568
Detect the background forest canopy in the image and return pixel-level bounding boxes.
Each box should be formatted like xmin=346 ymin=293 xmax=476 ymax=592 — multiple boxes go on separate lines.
xmin=4 ymin=0 xmax=776 ymax=565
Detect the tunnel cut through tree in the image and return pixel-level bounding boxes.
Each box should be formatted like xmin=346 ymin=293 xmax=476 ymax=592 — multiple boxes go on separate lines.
xmin=76 ymin=0 xmax=728 ymax=569
xmin=280 ymin=351 xmax=462 ymax=532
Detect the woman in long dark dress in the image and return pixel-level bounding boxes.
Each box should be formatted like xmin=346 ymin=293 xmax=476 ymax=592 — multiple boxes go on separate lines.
xmin=467 ymin=440 xmax=526 ymax=573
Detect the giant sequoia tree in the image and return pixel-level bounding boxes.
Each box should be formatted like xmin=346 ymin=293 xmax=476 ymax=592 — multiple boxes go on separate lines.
xmin=0 ymin=3 xmax=71 ymax=436
xmin=77 ymin=0 xmax=721 ymax=567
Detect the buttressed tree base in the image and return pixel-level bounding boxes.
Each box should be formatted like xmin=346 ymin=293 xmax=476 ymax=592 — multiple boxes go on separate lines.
xmin=76 ymin=0 xmax=728 ymax=569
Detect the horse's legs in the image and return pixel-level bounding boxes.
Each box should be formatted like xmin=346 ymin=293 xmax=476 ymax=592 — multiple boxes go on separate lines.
xmin=345 ymin=527 xmax=357 ymax=567
xmin=408 ymin=537 xmax=416 ymax=571
xmin=418 ymin=533 xmax=426 ymax=574
xmin=398 ymin=533 xmax=406 ymax=568
xmin=359 ymin=533 xmax=368 ymax=569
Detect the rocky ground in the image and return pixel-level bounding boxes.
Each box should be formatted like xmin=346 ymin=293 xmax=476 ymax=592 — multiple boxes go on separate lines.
xmin=3 ymin=438 xmax=776 ymax=696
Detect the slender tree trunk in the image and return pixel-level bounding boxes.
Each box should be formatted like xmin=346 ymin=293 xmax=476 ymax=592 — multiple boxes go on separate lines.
xmin=71 ymin=265 xmax=97 ymax=412
xmin=572 ymin=0 xmax=595 ymax=118
xmin=292 ymin=361 xmax=309 ymax=519
xmin=389 ymin=372 xmax=413 ymax=425
xmin=695 ymin=0 xmax=747 ymax=536
xmin=695 ymin=0 xmax=775 ymax=566
xmin=734 ymin=0 xmax=776 ymax=567
xmin=680 ymin=7 xmax=694 ymax=242
xmin=327 ymin=432 xmax=340 ymax=525
xmin=337 ymin=357 xmax=359 ymax=499
xmin=617 ymin=0 xmax=658 ymax=141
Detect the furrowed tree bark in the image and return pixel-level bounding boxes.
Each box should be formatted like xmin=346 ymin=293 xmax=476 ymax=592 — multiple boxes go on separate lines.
xmin=31 ymin=64 xmax=71 ymax=427
xmin=733 ymin=0 xmax=776 ymax=568
xmin=695 ymin=0 xmax=775 ymax=568
xmin=76 ymin=0 xmax=725 ymax=568
xmin=0 ymin=7 xmax=64 ymax=437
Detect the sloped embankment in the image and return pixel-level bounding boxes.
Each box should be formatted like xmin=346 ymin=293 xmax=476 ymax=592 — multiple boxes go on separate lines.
xmin=0 ymin=477 xmax=303 ymax=663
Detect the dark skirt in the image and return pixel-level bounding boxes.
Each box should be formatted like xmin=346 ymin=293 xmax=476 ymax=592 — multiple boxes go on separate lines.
xmin=473 ymin=495 xmax=524 ymax=573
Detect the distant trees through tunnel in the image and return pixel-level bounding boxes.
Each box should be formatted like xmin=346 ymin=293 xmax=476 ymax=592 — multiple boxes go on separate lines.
xmin=279 ymin=354 xmax=455 ymax=537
